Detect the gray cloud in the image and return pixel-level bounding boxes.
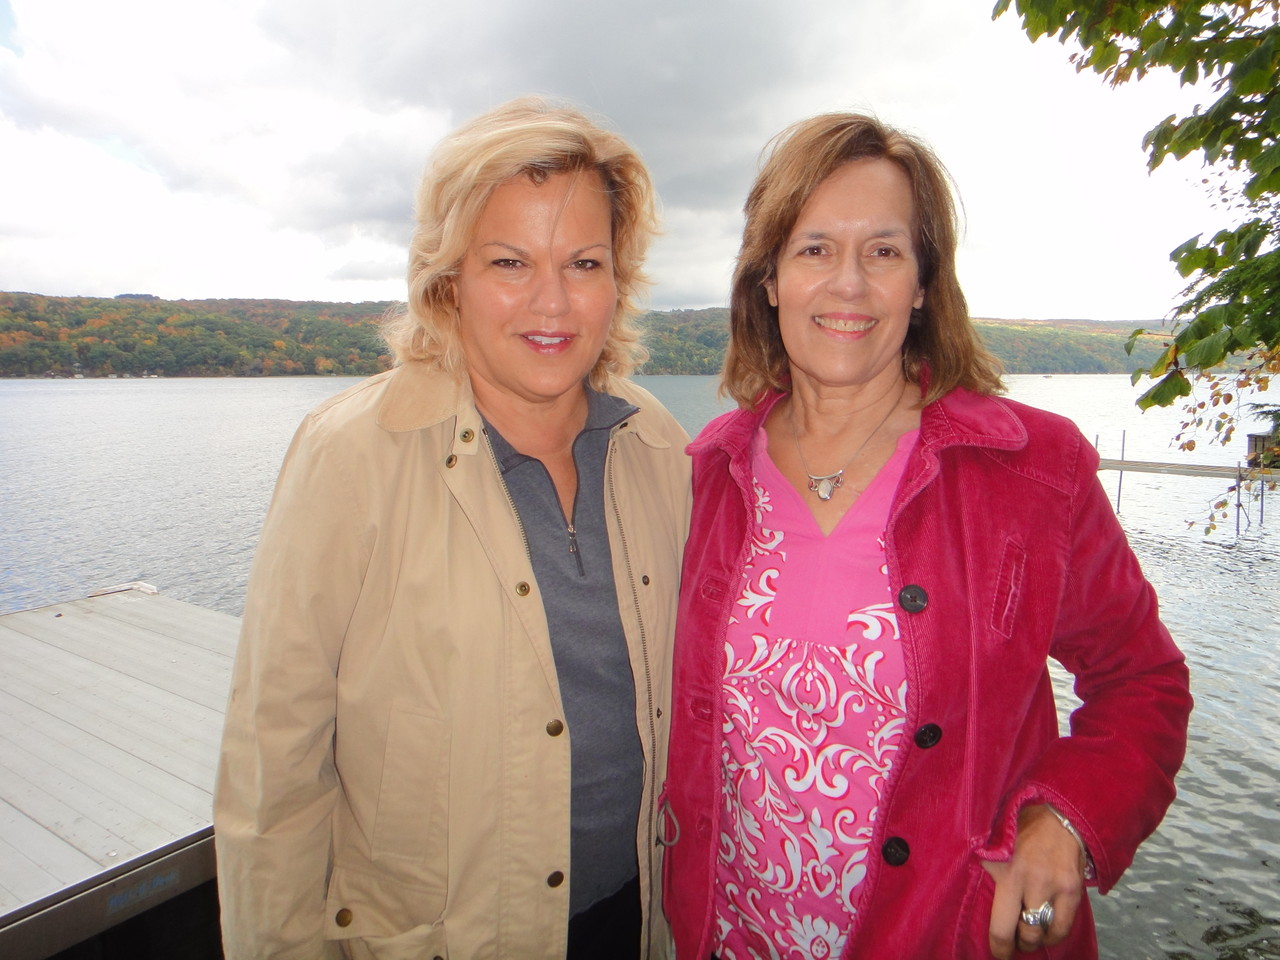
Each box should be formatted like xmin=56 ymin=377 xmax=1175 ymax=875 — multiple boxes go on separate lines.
xmin=254 ymin=0 xmax=826 ymax=210
xmin=0 ymin=0 xmax=1221 ymax=320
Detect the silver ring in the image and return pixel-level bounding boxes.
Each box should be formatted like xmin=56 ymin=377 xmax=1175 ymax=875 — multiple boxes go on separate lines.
xmin=1020 ymin=901 xmax=1055 ymax=927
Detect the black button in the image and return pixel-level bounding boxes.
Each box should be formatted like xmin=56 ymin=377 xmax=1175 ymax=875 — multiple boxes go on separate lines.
xmin=546 ymin=719 xmax=564 ymax=737
xmin=898 ymin=584 xmax=928 ymax=612
xmin=547 ymin=870 xmax=565 ymax=887
xmin=882 ymin=836 xmax=910 ymax=866
xmin=914 ymin=723 xmax=942 ymax=749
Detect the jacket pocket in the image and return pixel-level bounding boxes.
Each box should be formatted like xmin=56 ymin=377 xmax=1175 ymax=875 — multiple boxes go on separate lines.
xmin=371 ymin=707 xmax=450 ymax=865
xmin=956 ymin=858 xmax=1065 ymax=959
xmin=955 ymin=858 xmax=999 ymax=958
xmin=335 ymin=919 xmax=448 ymax=960
xmin=325 ymin=865 xmax=448 ymax=946
xmin=989 ymin=537 xmax=1026 ymax=641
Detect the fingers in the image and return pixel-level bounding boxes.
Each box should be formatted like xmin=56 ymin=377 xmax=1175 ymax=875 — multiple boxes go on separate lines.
xmin=982 ymin=859 xmax=1020 ymax=959
xmin=984 ymin=804 xmax=1088 ymax=957
xmin=988 ymin=882 xmax=1081 ymax=957
xmin=1037 ymin=886 xmax=1082 ymax=948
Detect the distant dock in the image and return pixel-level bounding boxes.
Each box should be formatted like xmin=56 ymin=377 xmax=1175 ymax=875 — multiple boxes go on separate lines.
xmin=1097 ymin=458 xmax=1278 ymax=482
xmin=0 ymin=584 xmax=236 ymax=959
xmin=1096 ymin=457 xmax=1275 ymax=530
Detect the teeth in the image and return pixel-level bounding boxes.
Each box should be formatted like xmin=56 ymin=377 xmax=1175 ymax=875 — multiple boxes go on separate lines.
xmin=814 ymin=316 xmax=875 ymax=333
xmin=527 ymin=335 xmax=569 ymax=345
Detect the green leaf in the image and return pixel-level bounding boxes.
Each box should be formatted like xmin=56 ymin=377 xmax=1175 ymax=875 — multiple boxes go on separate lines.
xmin=1124 ymin=327 xmax=1148 ymax=356
xmin=1228 ymin=33 xmax=1277 ymax=97
xmin=1172 ymin=235 xmax=1214 ymax=277
xmin=1091 ymin=40 xmax=1122 ymax=71
xmin=1139 ymin=19 xmax=1166 ymax=53
xmin=1137 ymin=369 xmax=1193 ymax=409
xmin=1176 ymin=303 xmax=1240 ymax=347
xmin=1244 ymin=165 xmax=1280 ymax=202
xmin=1171 ymin=234 xmax=1203 ymax=259
xmin=1148 ymin=343 xmax=1178 ymax=377
xmin=1183 ymin=327 xmax=1233 ymax=369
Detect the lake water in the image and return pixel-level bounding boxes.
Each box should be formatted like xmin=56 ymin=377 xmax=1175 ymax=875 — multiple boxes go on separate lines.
xmin=1 ymin=373 xmax=1277 ymax=959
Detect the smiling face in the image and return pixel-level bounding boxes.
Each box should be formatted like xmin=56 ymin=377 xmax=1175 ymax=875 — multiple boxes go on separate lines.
xmin=454 ymin=170 xmax=616 ymax=418
xmin=766 ymin=157 xmax=925 ymax=398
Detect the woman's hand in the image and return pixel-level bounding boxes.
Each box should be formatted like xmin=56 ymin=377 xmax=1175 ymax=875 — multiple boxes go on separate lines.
xmin=981 ymin=803 xmax=1087 ymax=958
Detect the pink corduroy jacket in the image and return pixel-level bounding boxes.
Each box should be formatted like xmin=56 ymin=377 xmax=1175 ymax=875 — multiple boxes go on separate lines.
xmin=661 ymin=386 xmax=1192 ymax=960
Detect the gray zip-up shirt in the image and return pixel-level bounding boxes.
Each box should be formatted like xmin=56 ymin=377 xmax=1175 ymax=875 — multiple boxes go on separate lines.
xmin=485 ymin=387 xmax=642 ymax=916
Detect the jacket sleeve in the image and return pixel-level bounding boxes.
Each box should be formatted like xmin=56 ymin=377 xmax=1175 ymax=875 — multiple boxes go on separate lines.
xmin=997 ymin=437 xmax=1192 ymax=893
xmin=214 ymin=414 xmax=372 ymax=959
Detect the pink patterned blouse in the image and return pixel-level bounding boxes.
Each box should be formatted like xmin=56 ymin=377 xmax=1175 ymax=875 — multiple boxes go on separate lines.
xmin=713 ymin=427 xmax=918 ymax=960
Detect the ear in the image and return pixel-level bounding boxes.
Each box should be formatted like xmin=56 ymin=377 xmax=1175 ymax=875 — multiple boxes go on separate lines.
xmin=913 ymin=284 xmax=925 ymax=311
xmin=449 ymin=277 xmax=459 ymax=309
xmin=764 ymin=277 xmax=778 ymax=308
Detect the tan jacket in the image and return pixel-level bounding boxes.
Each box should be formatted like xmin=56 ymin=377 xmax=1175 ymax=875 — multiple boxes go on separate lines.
xmin=214 ymin=361 xmax=691 ymax=960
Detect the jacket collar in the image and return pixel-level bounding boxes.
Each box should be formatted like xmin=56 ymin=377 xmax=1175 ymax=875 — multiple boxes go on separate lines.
xmin=687 ymin=391 xmax=781 ymax=461
xmin=375 ymin=359 xmax=670 ymax=448
xmin=376 ymin=361 xmax=473 ymax=433
xmin=921 ymin=385 xmax=1027 ymax=454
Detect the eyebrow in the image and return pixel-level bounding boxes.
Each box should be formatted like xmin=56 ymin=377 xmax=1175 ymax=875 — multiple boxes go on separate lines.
xmin=790 ymin=227 xmax=911 ymax=243
xmin=478 ymin=240 xmax=611 ymax=259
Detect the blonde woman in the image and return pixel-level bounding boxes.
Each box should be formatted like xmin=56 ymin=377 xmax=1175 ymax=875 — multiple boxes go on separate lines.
xmin=216 ymin=98 xmax=690 ymax=959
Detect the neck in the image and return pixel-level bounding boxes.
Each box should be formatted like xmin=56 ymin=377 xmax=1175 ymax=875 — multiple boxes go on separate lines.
xmin=469 ymin=378 xmax=589 ymax=457
xmin=787 ymin=372 xmax=912 ymax=441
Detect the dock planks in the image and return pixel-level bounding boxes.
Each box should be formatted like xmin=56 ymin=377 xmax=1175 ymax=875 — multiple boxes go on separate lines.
xmin=0 ymin=585 xmax=239 ymax=959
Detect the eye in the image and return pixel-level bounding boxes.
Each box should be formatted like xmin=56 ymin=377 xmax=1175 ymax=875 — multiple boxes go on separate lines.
xmin=571 ymin=258 xmax=602 ymax=271
xmin=491 ymin=258 xmax=524 ymax=269
xmin=797 ymin=244 xmax=827 ymax=257
xmin=869 ymin=244 xmax=900 ymax=258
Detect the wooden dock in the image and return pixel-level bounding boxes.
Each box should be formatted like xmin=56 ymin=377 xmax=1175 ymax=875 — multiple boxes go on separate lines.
xmin=1097 ymin=458 xmax=1278 ymax=481
xmin=0 ymin=584 xmax=238 ymax=959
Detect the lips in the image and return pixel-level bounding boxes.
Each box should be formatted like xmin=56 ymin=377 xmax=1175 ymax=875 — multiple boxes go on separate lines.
xmin=813 ymin=314 xmax=876 ymax=333
xmin=519 ymin=332 xmax=576 ymax=355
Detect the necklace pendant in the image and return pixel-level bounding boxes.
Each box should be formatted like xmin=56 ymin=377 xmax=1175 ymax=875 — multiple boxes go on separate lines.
xmin=808 ymin=473 xmax=843 ymax=501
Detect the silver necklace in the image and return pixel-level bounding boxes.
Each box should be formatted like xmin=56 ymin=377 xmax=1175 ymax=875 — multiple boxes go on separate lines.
xmin=788 ymin=381 xmax=906 ymax=501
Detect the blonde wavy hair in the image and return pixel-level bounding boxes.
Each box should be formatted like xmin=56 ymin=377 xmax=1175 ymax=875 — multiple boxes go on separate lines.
xmin=723 ymin=112 xmax=1003 ymax=408
xmin=382 ymin=97 xmax=659 ymax=386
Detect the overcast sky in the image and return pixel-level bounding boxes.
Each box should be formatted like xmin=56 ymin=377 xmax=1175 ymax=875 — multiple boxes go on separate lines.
xmin=0 ymin=0 xmax=1226 ymax=323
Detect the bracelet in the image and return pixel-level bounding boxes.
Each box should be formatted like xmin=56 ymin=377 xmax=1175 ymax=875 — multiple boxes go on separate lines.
xmin=1046 ymin=803 xmax=1096 ymax=880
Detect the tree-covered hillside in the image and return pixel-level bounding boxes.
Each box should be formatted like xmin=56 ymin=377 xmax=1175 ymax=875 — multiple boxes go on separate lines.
xmin=0 ymin=293 xmax=393 ymax=377
xmin=0 ymin=292 xmax=1168 ymax=378
xmin=635 ymin=308 xmax=1169 ymax=375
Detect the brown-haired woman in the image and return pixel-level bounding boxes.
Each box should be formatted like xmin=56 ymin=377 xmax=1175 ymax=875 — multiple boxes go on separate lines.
xmin=215 ymin=97 xmax=689 ymax=960
xmin=661 ymin=112 xmax=1190 ymax=960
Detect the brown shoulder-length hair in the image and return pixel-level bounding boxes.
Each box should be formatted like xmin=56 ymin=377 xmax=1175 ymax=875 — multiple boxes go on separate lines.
xmin=722 ymin=112 xmax=1003 ymax=408
xmin=381 ymin=97 xmax=659 ymax=387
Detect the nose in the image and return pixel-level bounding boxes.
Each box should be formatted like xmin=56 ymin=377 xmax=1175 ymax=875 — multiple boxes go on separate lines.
xmin=529 ymin=268 xmax=570 ymax=319
xmin=827 ymin=253 xmax=868 ymax=301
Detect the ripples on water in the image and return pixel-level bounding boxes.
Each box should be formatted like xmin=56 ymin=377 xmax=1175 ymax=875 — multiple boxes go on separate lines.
xmin=1 ymin=374 xmax=1277 ymax=958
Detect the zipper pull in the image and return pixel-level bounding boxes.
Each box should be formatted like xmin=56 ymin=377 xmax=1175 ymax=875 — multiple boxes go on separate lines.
xmin=567 ymin=524 xmax=585 ymax=577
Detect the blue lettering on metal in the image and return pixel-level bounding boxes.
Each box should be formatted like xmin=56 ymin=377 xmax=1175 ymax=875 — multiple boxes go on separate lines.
xmin=106 ymin=870 xmax=180 ymax=915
